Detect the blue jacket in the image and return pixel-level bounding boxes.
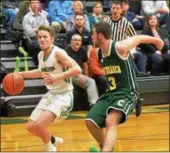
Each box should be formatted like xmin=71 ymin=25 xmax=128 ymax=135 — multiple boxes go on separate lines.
xmin=48 ymin=0 xmax=73 ymax=23
xmin=124 ymin=11 xmax=144 ymax=30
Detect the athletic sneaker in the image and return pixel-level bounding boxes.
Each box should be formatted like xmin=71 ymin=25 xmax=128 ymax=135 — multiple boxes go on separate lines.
xmin=52 ymin=136 xmax=64 ymax=146
xmin=43 ymin=144 xmax=57 ymax=152
xmin=89 ymin=145 xmax=115 ymax=152
xmin=89 ymin=146 xmax=99 ymax=152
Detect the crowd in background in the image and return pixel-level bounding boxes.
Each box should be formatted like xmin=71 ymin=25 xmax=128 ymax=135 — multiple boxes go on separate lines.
xmin=1 ymin=0 xmax=170 ymax=102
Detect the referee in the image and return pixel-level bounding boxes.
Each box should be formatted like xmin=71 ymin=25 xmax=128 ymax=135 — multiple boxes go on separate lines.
xmin=105 ymin=0 xmax=136 ymax=41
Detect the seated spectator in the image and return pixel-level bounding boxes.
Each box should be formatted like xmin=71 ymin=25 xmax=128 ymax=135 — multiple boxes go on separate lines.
xmin=65 ymin=34 xmax=99 ymax=107
xmin=130 ymin=48 xmax=150 ymax=77
xmin=88 ymin=2 xmax=104 ymax=30
xmin=13 ymin=1 xmax=30 ymax=31
xmin=48 ymin=0 xmax=73 ymax=33
xmin=22 ymin=0 xmax=49 ymax=66
xmin=2 ymin=0 xmax=20 ymax=27
xmin=141 ymin=0 xmax=170 ymax=41
xmin=66 ymin=13 xmax=93 ymax=56
xmin=66 ymin=1 xmax=90 ymax=32
xmin=89 ymin=47 xmax=108 ymax=96
xmin=128 ymin=0 xmax=141 ymax=15
xmin=140 ymin=14 xmax=170 ymax=75
xmin=39 ymin=0 xmax=49 ymax=11
xmin=73 ymin=0 xmax=88 ymax=14
xmin=5 ymin=1 xmax=30 ymax=45
xmin=101 ymin=0 xmax=112 ymax=12
xmin=122 ymin=0 xmax=144 ymax=30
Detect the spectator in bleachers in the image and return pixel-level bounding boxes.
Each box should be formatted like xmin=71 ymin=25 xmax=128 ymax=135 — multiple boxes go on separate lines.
xmin=141 ymin=0 xmax=170 ymax=41
xmin=65 ymin=34 xmax=99 ymax=107
xmin=128 ymin=0 xmax=141 ymax=15
xmin=105 ymin=1 xmax=150 ymax=76
xmin=89 ymin=47 xmax=108 ymax=96
xmin=5 ymin=1 xmax=30 ymax=46
xmin=122 ymin=0 xmax=144 ymax=30
xmin=48 ymin=0 xmax=73 ymax=33
xmin=140 ymin=14 xmax=170 ymax=75
xmin=13 ymin=1 xmax=30 ymax=31
xmin=66 ymin=1 xmax=90 ymax=32
xmin=73 ymin=0 xmax=88 ymax=14
xmin=39 ymin=0 xmax=49 ymax=11
xmin=12 ymin=0 xmax=48 ymax=32
xmin=22 ymin=0 xmax=49 ymax=65
xmin=101 ymin=0 xmax=112 ymax=12
xmin=88 ymin=2 xmax=104 ymax=30
xmin=66 ymin=13 xmax=93 ymax=56
xmin=2 ymin=0 xmax=20 ymax=27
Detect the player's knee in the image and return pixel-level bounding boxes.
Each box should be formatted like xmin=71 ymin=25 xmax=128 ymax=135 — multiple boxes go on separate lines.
xmin=26 ymin=122 xmax=36 ymax=132
xmin=35 ymin=121 xmax=44 ymax=129
xmin=106 ymin=111 xmax=121 ymax=128
xmin=85 ymin=120 xmax=95 ymax=128
xmin=106 ymin=115 xmax=117 ymax=128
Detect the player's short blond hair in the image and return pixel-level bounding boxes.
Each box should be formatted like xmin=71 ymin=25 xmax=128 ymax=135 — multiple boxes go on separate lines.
xmin=37 ymin=25 xmax=55 ymax=37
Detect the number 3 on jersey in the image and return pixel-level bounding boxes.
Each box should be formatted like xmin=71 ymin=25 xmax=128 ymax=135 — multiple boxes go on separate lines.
xmin=108 ymin=76 xmax=116 ymax=90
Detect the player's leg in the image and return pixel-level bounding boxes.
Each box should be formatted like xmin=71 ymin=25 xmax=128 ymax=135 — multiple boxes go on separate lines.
xmin=39 ymin=92 xmax=73 ymax=151
xmin=25 ymin=92 xmax=52 ymax=139
xmin=26 ymin=109 xmax=57 ymax=151
xmin=85 ymin=97 xmax=108 ymax=150
xmin=101 ymin=109 xmax=122 ymax=152
xmin=26 ymin=119 xmax=42 ymax=138
xmin=25 ymin=92 xmax=62 ymax=151
xmin=35 ymin=111 xmax=57 ymax=151
xmin=35 ymin=111 xmax=56 ymax=143
xmin=101 ymin=93 xmax=138 ymax=151
xmin=26 ymin=112 xmax=59 ymax=144
xmin=85 ymin=120 xmax=104 ymax=149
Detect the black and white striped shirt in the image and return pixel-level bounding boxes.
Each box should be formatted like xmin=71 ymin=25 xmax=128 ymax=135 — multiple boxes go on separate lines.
xmin=105 ymin=17 xmax=137 ymax=41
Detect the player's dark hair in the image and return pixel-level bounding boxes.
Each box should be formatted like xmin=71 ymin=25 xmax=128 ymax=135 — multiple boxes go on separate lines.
xmin=112 ymin=0 xmax=122 ymax=6
xmin=94 ymin=22 xmax=112 ymax=39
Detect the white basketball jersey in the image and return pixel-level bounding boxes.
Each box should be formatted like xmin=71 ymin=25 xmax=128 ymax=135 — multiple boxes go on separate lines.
xmin=38 ymin=46 xmax=73 ymax=94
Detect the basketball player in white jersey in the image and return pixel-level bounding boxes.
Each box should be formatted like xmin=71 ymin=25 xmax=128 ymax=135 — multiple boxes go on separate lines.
xmin=18 ymin=25 xmax=81 ymax=151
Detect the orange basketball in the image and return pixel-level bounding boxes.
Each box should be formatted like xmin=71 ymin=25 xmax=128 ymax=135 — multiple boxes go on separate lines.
xmin=2 ymin=73 xmax=24 ymax=95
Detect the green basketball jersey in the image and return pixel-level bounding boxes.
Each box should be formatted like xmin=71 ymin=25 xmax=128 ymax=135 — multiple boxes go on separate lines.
xmin=98 ymin=41 xmax=138 ymax=94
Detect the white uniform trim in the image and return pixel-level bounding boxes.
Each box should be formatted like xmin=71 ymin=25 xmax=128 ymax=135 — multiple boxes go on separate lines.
xmin=85 ymin=118 xmax=100 ymax=128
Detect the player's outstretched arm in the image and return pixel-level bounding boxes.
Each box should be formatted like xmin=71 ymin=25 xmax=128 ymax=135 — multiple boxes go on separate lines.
xmin=19 ymin=69 xmax=42 ymax=79
xmin=116 ymin=35 xmax=164 ymax=58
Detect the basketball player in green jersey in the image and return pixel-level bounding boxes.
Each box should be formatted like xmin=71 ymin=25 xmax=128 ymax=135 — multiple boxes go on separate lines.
xmin=85 ymin=22 xmax=164 ymax=152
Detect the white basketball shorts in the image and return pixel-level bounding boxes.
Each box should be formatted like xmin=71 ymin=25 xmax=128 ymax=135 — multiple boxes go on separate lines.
xmin=29 ymin=91 xmax=73 ymax=122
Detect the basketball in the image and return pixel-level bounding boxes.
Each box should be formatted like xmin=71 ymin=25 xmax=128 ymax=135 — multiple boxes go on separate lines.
xmin=2 ymin=73 xmax=24 ymax=95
